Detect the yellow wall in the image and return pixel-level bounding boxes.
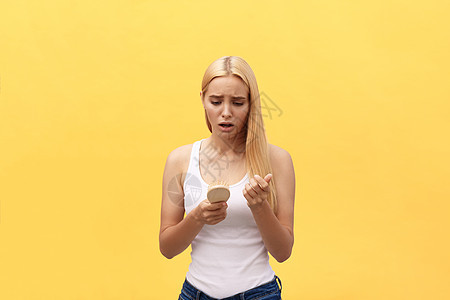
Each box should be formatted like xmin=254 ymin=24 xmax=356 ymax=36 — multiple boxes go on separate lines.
xmin=1 ymin=1 xmax=449 ymax=299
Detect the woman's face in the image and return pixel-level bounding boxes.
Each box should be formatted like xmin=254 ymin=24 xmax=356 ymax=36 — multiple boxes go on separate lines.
xmin=202 ymin=75 xmax=250 ymax=138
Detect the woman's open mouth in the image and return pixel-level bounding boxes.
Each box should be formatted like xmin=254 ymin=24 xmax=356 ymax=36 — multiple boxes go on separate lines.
xmin=219 ymin=124 xmax=234 ymax=132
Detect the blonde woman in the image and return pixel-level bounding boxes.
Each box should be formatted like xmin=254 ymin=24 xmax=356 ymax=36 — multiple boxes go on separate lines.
xmin=160 ymin=56 xmax=295 ymax=299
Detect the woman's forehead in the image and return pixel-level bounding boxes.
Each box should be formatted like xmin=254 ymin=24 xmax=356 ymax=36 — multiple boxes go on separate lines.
xmin=207 ymin=76 xmax=249 ymax=96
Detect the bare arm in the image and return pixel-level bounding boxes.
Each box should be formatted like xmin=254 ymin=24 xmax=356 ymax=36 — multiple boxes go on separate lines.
xmin=159 ymin=147 xmax=228 ymax=259
xmin=243 ymin=146 xmax=295 ymax=262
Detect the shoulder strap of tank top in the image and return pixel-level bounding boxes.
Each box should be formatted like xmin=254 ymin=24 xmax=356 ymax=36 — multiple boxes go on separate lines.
xmin=186 ymin=139 xmax=203 ymax=178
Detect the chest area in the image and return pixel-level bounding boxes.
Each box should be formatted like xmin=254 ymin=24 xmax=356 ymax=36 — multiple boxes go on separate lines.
xmin=198 ymin=152 xmax=247 ymax=186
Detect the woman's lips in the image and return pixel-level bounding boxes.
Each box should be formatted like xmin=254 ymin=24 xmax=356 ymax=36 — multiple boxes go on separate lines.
xmin=219 ymin=124 xmax=234 ymax=132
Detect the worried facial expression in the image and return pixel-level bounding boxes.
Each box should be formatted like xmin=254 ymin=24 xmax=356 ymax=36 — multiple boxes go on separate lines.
xmin=202 ymin=75 xmax=250 ymax=137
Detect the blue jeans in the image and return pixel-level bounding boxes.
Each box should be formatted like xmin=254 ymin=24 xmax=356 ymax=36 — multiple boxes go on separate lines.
xmin=178 ymin=276 xmax=282 ymax=300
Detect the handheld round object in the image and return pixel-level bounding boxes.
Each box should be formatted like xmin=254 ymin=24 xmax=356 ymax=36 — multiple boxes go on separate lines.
xmin=207 ymin=181 xmax=230 ymax=203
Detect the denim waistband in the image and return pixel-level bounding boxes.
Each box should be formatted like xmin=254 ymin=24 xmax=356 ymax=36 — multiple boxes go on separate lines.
xmin=180 ymin=275 xmax=282 ymax=300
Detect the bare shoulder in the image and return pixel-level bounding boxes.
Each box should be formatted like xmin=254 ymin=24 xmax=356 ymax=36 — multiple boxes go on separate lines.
xmin=161 ymin=144 xmax=195 ymax=230
xmin=165 ymin=143 xmax=193 ymax=174
xmin=164 ymin=143 xmax=194 ymax=188
xmin=167 ymin=144 xmax=193 ymax=163
xmin=268 ymin=144 xmax=295 ymax=184
xmin=268 ymin=144 xmax=293 ymax=165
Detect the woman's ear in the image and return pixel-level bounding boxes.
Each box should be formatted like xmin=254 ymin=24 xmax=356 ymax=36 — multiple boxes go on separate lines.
xmin=200 ymin=91 xmax=205 ymax=107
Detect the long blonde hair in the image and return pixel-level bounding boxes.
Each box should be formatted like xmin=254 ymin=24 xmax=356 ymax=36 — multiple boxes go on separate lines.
xmin=200 ymin=56 xmax=278 ymax=213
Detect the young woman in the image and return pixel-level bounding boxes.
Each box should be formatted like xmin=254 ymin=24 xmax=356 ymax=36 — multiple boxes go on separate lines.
xmin=159 ymin=56 xmax=295 ymax=299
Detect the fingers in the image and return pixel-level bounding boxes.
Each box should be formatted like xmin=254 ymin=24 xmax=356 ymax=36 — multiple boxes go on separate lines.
xmin=263 ymin=173 xmax=272 ymax=183
xmin=206 ymin=212 xmax=227 ymax=225
xmin=204 ymin=201 xmax=228 ymax=211
xmin=244 ymin=183 xmax=257 ymax=198
xmin=243 ymin=174 xmax=272 ymax=209
xmin=256 ymin=174 xmax=271 ymax=189
xmin=245 ymin=175 xmax=270 ymax=196
xmin=197 ymin=199 xmax=228 ymax=225
xmin=204 ymin=206 xmax=227 ymax=225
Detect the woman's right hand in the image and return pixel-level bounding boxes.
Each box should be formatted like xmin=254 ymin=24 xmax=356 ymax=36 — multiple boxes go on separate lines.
xmin=192 ymin=199 xmax=228 ymax=225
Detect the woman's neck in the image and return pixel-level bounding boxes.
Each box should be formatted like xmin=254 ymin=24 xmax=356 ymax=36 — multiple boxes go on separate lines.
xmin=205 ymin=133 xmax=246 ymax=158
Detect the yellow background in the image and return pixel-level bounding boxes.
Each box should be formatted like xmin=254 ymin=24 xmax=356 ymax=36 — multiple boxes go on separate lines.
xmin=1 ymin=0 xmax=449 ymax=299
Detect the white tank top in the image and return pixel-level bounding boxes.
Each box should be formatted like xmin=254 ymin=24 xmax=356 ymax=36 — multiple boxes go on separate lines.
xmin=183 ymin=139 xmax=275 ymax=298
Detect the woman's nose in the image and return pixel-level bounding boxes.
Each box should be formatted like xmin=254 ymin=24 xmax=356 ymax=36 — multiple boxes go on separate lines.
xmin=222 ymin=103 xmax=232 ymax=117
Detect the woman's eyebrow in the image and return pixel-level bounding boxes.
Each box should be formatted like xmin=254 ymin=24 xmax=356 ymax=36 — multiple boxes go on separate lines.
xmin=209 ymin=95 xmax=247 ymax=100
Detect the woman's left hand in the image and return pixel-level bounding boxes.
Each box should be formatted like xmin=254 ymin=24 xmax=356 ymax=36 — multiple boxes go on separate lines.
xmin=243 ymin=174 xmax=272 ymax=211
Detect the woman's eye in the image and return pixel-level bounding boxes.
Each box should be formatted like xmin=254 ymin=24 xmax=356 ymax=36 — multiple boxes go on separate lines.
xmin=210 ymin=101 xmax=243 ymax=106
